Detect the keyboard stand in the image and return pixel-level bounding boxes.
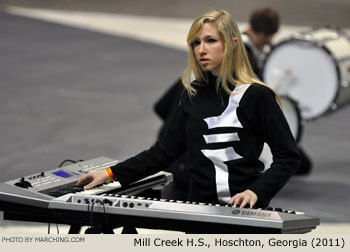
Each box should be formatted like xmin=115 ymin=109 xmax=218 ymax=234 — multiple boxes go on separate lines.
xmin=68 ymin=224 xmax=82 ymax=234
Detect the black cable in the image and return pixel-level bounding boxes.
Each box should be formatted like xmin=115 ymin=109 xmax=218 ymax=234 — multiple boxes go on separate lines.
xmin=86 ymin=200 xmax=91 ymax=229
xmin=58 ymin=159 xmax=77 ymax=168
xmin=58 ymin=159 xmax=84 ymax=168
xmin=48 ymin=223 xmax=50 ymax=234
xmin=90 ymin=200 xmax=98 ymax=229
xmin=101 ymin=201 xmax=112 ymax=233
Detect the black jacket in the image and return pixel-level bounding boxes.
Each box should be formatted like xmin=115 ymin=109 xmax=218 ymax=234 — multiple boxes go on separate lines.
xmin=111 ymin=74 xmax=300 ymax=207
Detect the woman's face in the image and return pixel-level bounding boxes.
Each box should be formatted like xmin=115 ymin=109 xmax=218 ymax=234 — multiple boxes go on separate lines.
xmin=193 ymin=22 xmax=224 ymax=76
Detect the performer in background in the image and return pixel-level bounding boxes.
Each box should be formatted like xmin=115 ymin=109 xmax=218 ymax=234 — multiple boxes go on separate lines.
xmin=77 ymin=9 xmax=300 ymax=209
xmin=241 ymin=7 xmax=280 ymax=79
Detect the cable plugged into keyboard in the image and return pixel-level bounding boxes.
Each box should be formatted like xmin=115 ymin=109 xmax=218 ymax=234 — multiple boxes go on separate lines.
xmin=103 ymin=199 xmax=113 ymax=206
xmin=72 ymin=195 xmax=117 ymax=207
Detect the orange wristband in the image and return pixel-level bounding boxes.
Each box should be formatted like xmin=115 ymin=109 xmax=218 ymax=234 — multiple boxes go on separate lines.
xmin=105 ymin=167 xmax=115 ymax=181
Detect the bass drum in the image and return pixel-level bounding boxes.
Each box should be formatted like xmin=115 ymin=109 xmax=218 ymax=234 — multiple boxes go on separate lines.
xmin=259 ymin=96 xmax=302 ymax=171
xmin=262 ymin=27 xmax=350 ymax=120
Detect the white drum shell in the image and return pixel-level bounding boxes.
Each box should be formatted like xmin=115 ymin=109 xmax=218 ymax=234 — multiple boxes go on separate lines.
xmin=263 ymin=27 xmax=350 ymax=120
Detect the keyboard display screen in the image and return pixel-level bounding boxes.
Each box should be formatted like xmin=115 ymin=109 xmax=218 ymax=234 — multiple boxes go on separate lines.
xmin=52 ymin=170 xmax=74 ymax=178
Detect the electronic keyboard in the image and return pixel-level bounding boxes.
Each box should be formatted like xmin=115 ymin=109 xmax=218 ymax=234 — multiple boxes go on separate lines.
xmin=48 ymin=193 xmax=320 ymax=234
xmin=0 ymin=157 xmax=173 ymax=208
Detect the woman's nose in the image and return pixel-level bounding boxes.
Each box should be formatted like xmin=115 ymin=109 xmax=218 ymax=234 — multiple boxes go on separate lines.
xmin=199 ymin=42 xmax=206 ymax=54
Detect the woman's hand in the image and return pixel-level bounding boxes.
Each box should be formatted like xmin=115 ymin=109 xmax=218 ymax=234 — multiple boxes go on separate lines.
xmin=228 ymin=189 xmax=258 ymax=208
xmin=76 ymin=170 xmax=108 ymax=190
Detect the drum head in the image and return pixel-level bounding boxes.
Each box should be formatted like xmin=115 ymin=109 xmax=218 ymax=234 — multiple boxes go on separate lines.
xmin=263 ymin=39 xmax=338 ymax=120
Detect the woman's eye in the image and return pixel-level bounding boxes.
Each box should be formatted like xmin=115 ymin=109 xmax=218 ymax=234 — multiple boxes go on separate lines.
xmin=192 ymin=40 xmax=200 ymax=46
xmin=208 ymin=38 xmax=217 ymax=44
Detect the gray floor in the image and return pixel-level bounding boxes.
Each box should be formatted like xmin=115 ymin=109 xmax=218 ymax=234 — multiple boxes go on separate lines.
xmin=0 ymin=11 xmax=186 ymax=182
xmin=0 ymin=1 xmax=349 ymax=229
xmin=1 ymin=0 xmax=350 ymax=28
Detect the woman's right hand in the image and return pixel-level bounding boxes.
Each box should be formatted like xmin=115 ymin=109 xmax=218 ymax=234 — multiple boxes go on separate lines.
xmin=76 ymin=170 xmax=108 ymax=190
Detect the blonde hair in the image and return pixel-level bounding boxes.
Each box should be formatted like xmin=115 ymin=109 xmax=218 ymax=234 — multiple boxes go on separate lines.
xmin=182 ymin=10 xmax=280 ymax=105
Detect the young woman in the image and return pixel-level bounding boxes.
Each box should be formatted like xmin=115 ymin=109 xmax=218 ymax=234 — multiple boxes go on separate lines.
xmin=77 ymin=10 xmax=300 ymax=209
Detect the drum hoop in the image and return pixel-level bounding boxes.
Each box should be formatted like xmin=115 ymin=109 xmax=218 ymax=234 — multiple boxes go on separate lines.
xmin=280 ymin=96 xmax=303 ymax=142
xmin=307 ymin=26 xmax=350 ymax=41
xmin=262 ymin=37 xmax=342 ymax=120
xmin=339 ymin=56 xmax=350 ymax=62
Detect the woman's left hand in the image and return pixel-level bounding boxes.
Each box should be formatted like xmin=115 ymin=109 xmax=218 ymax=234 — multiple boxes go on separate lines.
xmin=228 ymin=189 xmax=258 ymax=208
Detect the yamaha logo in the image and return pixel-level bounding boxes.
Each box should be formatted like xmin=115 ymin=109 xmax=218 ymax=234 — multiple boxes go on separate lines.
xmin=232 ymin=210 xmax=241 ymax=215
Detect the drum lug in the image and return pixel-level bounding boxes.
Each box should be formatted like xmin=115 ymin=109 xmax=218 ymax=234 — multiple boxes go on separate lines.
xmin=342 ymin=80 xmax=349 ymax=88
xmin=330 ymin=103 xmax=338 ymax=111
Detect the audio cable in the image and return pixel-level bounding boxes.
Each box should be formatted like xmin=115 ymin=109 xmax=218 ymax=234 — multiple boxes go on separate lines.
xmin=58 ymin=159 xmax=84 ymax=168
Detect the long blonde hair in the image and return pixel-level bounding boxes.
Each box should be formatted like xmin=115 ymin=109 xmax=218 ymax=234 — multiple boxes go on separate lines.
xmin=182 ymin=10 xmax=280 ymax=104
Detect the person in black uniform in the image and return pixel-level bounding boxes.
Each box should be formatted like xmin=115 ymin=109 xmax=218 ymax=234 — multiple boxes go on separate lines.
xmin=155 ymin=9 xmax=310 ymax=197
xmin=153 ymin=8 xmax=279 ymax=201
xmin=241 ymin=7 xmax=280 ymax=79
xmin=77 ymin=9 xmax=300 ymax=209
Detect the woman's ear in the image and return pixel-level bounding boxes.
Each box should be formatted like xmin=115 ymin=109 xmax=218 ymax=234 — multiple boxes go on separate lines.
xmin=233 ymin=37 xmax=238 ymax=50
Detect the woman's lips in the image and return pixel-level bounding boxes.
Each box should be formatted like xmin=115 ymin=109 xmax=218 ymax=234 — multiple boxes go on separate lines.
xmin=200 ymin=58 xmax=209 ymax=65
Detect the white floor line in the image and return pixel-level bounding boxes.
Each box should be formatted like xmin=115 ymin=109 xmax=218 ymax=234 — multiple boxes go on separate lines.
xmin=4 ymin=6 xmax=312 ymax=51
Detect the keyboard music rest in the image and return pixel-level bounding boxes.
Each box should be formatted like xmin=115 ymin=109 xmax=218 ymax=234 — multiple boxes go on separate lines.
xmin=103 ymin=172 xmax=172 ymax=196
xmin=48 ymin=194 xmax=320 ymax=234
